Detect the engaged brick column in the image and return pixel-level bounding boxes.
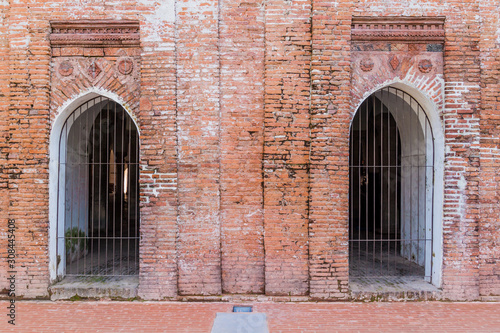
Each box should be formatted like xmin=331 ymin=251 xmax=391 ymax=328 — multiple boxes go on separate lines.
xmin=441 ymin=2 xmax=481 ymax=300
xmin=219 ymin=0 xmax=266 ymax=294
xmin=478 ymin=0 xmax=500 ymax=299
xmin=176 ymin=0 xmax=222 ymax=296
xmin=137 ymin=5 xmax=179 ymax=299
xmin=308 ymin=1 xmax=352 ymax=300
xmin=263 ymin=0 xmax=312 ymax=296
xmin=7 ymin=3 xmax=51 ymax=297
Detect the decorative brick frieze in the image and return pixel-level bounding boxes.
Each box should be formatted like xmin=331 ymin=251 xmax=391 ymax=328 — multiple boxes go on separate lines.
xmin=352 ymin=17 xmax=445 ymax=43
xmin=50 ymin=20 xmax=140 ymax=48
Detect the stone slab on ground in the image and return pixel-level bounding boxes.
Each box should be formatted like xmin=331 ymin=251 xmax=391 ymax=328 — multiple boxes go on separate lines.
xmin=49 ymin=276 xmax=139 ymax=300
xmin=211 ymin=313 xmax=269 ymax=333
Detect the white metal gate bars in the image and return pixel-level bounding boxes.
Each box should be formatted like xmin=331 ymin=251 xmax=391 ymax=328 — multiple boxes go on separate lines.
xmin=56 ymin=97 xmax=139 ymax=278
xmin=349 ymin=87 xmax=434 ymax=283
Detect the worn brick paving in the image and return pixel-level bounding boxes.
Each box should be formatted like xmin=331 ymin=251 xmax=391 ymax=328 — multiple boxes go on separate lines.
xmin=1 ymin=301 xmax=499 ymax=332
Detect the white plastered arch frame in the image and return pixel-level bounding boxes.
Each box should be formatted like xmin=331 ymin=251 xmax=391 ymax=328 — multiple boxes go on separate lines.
xmin=48 ymin=88 xmax=140 ymax=282
xmin=350 ymin=79 xmax=444 ymax=288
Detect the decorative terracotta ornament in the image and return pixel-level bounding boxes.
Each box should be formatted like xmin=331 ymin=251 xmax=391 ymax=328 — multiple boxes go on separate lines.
xmin=389 ymin=55 xmax=400 ymax=71
xmin=118 ymin=58 xmax=134 ymax=75
xmin=418 ymin=59 xmax=433 ymax=73
xmin=88 ymin=60 xmax=101 ymax=80
xmin=59 ymin=61 xmax=73 ymax=76
xmin=360 ymin=57 xmax=374 ymax=72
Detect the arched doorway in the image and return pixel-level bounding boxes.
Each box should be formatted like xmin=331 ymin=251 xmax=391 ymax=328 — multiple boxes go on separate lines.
xmin=56 ymin=96 xmax=139 ymax=278
xmin=349 ymin=87 xmax=434 ymax=287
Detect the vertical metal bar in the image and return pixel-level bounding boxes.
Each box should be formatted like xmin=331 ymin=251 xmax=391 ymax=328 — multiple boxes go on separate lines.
xmin=70 ymin=109 xmax=75 ymax=275
xmin=400 ymin=89 xmax=404 ymax=276
xmin=134 ymin=119 xmax=138 ymax=273
xmin=113 ymin=101 xmax=117 ymax=276
xmin=63 ymin=112 xmax=69 ymax=274
xmin=430 ymin=112 xmax=435 ymax=283
xmin=385 ymin=87 xmax=390 ymax=274
xmin=417 ymin=101 xmax=421 ymax=274
xmin=83 ymin=104 xmax=88 ymax=275
xmin=56 ymin=118 xmax=63 ymax=276
xmin=98 ymin=102 xmax=103 ymax=275
xmin=105 ymin=101 xmax=109 ymax=276
xmin=391 ymin=87 xmax=395 ymax=274
xmin=372 ymin=94 xmax=375 ymax=268
xmin=423 ymin=104 xmax=427 ymax=278
xmin=388 ymin=87 xmax=392 ymax=274
xmin=377 ymin=90 xmax=384 ymax=272
xmin=400 ymin=88 xmax=404 ymax=275
xmin=395 ymin=89 xmax=399 ymax=276
xmin=366 ymin=95 xmax=375 ymax=260
xmin=90 ymin=102 xmax=95 ymax=276
xmin=77 ymin=104 xmax=83 ymax=275
xmin=350 ymin=105 xmax=353 ymax=268
xmin=356 ymin=96 xmax=368 ymax=264
xmin=120 ymin=105 xmax=125 ymax=275
xmin=135 ymin=121 xmax=139 ymax=274
xmin=383 ymin=88 xmax=388 ymax=274
xmin=409 ymin=92 xmax=414 ymax=276
xmin=84 ymin=101 xmax=91 ymax=274
xmin=127 ymin=115 xmax=130 ymax=274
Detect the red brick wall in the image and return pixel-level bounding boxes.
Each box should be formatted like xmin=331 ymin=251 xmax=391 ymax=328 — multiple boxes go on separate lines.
xmin=136 ymin=2 xmax=178 ymax=300
xmin=479 ymin=0 xmax=500 ymax=298
xmin=263 ymin=0 xmax=312 ymax=296
xmin=176 ymin=0 xmax=222 ymax=296
xmin=1 ymin=0 xmax=499 ymax=301
xmin=4 ymin=2 xmax=51 ymax=298
xmin=440 ymin=1 xmax=481 ymax=301
xmin=308 ymin=0 xmax=352 ymax=300
xmin=219 ymin=0 xmax=266 ymax=294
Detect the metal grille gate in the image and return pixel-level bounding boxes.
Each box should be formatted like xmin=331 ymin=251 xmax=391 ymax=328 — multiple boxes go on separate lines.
xmin=56 ymin=97 xmax=140 ymax=278
xmin=349 ymin=87 xmax=434 ymax=282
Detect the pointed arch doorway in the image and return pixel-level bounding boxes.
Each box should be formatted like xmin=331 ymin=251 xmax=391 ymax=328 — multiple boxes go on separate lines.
xmin=349 ymin=87 xmax=436 ymax=288
xmin=56 ymin=96 xmax=140 ymax=278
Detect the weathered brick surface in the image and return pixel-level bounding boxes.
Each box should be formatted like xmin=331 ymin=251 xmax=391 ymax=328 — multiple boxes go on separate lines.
xmin=137 ymin=3 xmax=178 ymax=300
xmin=309 ymin=0 xmax=352 ymax=300
xmin=176 ymin=0 xmax=222 ymax=296
xmin=1 ymin=0 xmax=499 ymax=301
xmin=5 ymin=2 xmax=51 ymax=298
xmin=263 ymin=0 xmax=312 ymax=296
xmin=478 ymin=0 xmax=500 ymax=298
xmin=440 ymin=1 xmax=482 ymax=301
xmin=219 ymin=0 xmax=266 ymax=294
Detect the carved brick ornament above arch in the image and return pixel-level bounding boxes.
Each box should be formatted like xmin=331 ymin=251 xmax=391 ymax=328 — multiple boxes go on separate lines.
xmin=50 ymin=20 xmax=140 ymax=48
xmin=48 ymin=20 xmax=141 ymax=123
xmin=351 ymin=17 xmax=445 ymax=43
xmin=350 ymin=16 xmax=445 ymax=116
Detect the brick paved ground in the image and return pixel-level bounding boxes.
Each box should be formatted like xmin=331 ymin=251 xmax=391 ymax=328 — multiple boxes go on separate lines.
xmin=1 ymin=301 xmax=499 ymax=332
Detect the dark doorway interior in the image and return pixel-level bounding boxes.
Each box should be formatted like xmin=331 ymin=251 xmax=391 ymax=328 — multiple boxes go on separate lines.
xmin=349 ymin=89 xmax=429 ymax=286
xmin=63 ymin=99 xmax=139 ymax=277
